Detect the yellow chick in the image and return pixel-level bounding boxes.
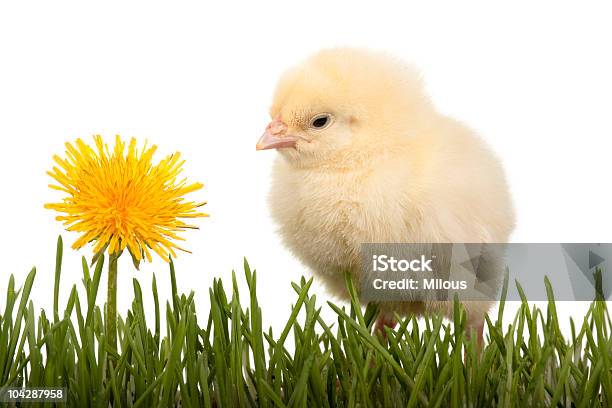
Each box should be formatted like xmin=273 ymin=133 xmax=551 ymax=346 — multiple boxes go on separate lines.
xmin=257 ymin=48 xmax=515 ymax=344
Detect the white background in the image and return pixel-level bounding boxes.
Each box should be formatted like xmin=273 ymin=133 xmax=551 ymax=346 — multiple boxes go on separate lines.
xmin=1 ymin=1 xmax=611 ymax=336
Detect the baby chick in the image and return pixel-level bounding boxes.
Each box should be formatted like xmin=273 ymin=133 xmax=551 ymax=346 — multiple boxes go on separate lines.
xmin=257 ymin=48 xmax=515 ymax=344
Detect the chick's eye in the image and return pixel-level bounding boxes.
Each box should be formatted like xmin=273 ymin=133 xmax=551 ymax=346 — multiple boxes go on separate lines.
xmin=310 ymin=114 xmax=332 ymax=129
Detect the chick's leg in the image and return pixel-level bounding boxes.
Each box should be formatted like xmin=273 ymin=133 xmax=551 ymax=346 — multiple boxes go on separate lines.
xmin=374 ymin=314 xmax=397 ymax=338
xmin=462 ymin=301 xmax=490 ymax=351
xmin=461 ymin=318 xmax=485 ymax=366
xmin=467 ymin=319 xmax=485 ymax=348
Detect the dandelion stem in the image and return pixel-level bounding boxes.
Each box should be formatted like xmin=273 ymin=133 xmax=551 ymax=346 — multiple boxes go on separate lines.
xmin=107 ymin=250 xmax=119 ymax=349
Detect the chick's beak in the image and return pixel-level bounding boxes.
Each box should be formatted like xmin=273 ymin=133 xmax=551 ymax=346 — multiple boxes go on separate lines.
xmin=256 ymin=119 xmax=298 ymax=151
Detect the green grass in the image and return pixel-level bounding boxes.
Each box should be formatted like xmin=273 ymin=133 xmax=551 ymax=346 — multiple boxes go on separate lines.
xmin=1 ymin=237 xmax=611 ymax=407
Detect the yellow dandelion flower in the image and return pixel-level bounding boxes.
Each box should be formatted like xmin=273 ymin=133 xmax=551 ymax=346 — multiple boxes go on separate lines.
xmin=45 ymin=135 xmax=207 ymax=263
